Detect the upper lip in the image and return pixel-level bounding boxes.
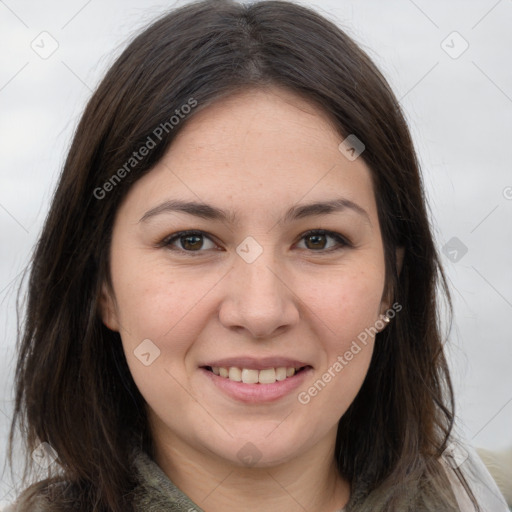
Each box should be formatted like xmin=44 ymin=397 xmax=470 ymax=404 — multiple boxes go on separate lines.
xmin=200 ymin=357 xmax=312 ymax=370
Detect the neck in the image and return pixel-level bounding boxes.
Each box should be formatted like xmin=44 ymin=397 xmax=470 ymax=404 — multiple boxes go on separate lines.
xmin=151 ymin=425 xmax=350 ymax=512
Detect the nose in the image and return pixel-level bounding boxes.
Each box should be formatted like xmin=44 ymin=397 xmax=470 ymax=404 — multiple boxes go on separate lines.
xmin=218 ymin=247 xmax=300 ymax=339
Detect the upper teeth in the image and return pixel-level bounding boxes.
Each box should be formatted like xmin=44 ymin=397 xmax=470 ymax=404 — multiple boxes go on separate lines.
xmin=211 ymin=366 xmax=300 ymax=384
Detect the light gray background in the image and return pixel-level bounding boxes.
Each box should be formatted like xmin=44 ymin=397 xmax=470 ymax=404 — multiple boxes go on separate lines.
xmin=1 ymin=0 xmax=511 ymax=505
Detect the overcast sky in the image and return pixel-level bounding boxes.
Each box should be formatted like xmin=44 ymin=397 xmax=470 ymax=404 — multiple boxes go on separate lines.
xmin=1 ymin=0 xmax=511 ymax=503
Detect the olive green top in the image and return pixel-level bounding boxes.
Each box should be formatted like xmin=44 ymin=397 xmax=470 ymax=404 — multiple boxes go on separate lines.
xmin=6 ymin=439 xmax=509 ymax=511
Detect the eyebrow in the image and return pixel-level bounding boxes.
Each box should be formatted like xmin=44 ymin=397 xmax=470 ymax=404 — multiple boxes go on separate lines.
xmin=139 ymin=197 xmax=371 ymax=225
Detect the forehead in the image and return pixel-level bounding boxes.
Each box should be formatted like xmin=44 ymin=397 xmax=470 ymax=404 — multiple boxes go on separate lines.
xmin=119 ymin=87 xmax=378 ymax=225
xmin=168 ymin=86 xmax=347 ymax=172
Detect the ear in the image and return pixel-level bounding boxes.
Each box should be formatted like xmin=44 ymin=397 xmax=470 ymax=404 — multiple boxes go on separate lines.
xmin=379 ymin=246 xmax=405 ymax=317
xmin=98 ymin=282 xmax=120 ymax=332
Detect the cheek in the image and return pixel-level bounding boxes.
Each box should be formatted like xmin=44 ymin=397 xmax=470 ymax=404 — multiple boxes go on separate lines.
xmin=293 ymin=266 xmax=384 ymax=408
xmin=113 ymin=266 xmax=207 ymax=414
xmin=297 ymin=262 xmax=385 ymax=338
xmin=111 ymin=254 xmax=214 ymax=341
xmin=110 ymin=257 xmax=227 ymax=400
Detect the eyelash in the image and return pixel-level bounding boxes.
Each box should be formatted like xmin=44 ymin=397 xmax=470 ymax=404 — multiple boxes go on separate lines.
xmin=159 ymin=229 xmax=352 ymax=256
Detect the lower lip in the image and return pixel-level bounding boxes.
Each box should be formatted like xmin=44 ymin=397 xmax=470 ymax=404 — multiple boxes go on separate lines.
xmin=200 ymin=367 xmax=313 ymax=403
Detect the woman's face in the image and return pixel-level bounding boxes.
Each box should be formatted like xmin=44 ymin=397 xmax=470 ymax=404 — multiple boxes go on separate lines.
xmin=101 ymin=87 xmax=391 ymax=468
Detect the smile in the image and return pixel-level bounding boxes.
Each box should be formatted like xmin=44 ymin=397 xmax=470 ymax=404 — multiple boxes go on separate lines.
xmin=200 ymin=365 xmax=313 ymax=403
xmin=204 ymin=365 xmax=309 ymax=384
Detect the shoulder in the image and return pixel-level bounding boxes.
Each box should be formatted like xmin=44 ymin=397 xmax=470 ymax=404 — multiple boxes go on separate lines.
xmin=476 ymin=445 xmax=512 ymax=506
xmin=440 ymin=438 xmax=510 ymax=511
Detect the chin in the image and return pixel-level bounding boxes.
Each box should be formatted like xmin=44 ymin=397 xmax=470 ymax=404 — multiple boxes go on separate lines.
xmin=206 ymin=431 xmax=311 ymax=469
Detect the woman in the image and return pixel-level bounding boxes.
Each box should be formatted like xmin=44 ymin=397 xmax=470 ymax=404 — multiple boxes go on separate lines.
xmin=6 ymin=0 xmax=508 ymax=510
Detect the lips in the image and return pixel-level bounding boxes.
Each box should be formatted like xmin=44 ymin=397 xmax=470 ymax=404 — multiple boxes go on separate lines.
xmin=198 ymin=356 xmax=312 ymax=400
xmin=200 ymin=356 xmax=311 ymax=370
xmin=200 ymin=363 xmax=313 ymax=403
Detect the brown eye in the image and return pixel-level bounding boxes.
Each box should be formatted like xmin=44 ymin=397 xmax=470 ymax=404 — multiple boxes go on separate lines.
xmin=297 ymin=230 xmax=350 ymax=252
xmin=160 ymin=229 xmax=350 ymax=256
xmin=304 ymin=233 xmax=328 ymax=250
xmin=180 ymin=234 xmax=204 ymax=250
xmin=162 ymin=230 xmax=217 ymax=253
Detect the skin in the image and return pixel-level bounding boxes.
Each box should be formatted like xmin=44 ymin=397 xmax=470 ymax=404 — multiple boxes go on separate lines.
xmin=100 ymin=86 xmax=395 ymax=512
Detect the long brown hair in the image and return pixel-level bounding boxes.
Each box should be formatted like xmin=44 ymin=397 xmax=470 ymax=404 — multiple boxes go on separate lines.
xmin=8 ymin=0 xmax=474 ymax=510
